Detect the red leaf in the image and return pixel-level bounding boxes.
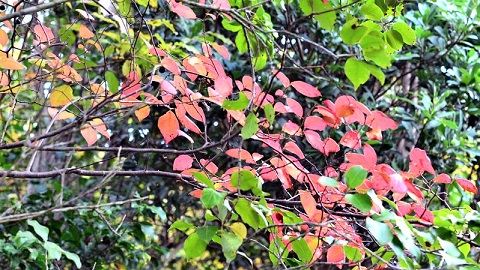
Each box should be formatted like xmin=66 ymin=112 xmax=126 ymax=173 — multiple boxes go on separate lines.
xmin=283 ymin=141 xmax=305 ymax=159
xmin=299 ymin=190 xmax=317 ymax=218
xmin=323 ymin=138 xmax=340 ymax=156
xmin=304 ymin=116 xmax=328 ymax=131
xmin=314 ymin=105 xmax=340 ymax=127
xmin=214 ymin=76 xmax=233 ymax=97
xmin=121 ymin=72 xmax=141 ymax=99
xmin=273 ymin=70 xmax=290 ymax=88
xmin=433 ymin=173 xmax=451 ymax=184
xmin=412 ymin=204 xmax=434 ymax=223
xmin=90 ymin=118 xmax=110 ymax=139
xmin=304 ymin=130 xmax=323 ymax=152
xmin=226 ymin=148 xmax=253 ymax=161
xmin=396 ymin=201 xmax=412 ymax=216
xmin=173 ymin=155 xmax=194 ymax=171
xmin=327 ymin=245 xmax=345 ymax=266
xmin=409 ymin=148 xmax=435 ymax=175
xmin=456 ymin=178 xmax=478 ymax=194
xmin=282 ymin=121 xmax=302 ymax=136
xmin=170 ymin=2 xmax=197 ymax=19
xmin=334 ymin=96 xmax=356 ymax=117
xmin=345 ymin=143 xmax=377 ymax=172
xmin=161 ymin=57 xmax=181 ymax=75
xmin=366 ymin=110 xmax=398 ymax=131
xmin=340 ymin=130 xmax=361 ymax=149
xmin=158 ymin=111 xmax=179 ymax=144
xmin=200 ymin=159 xmax=218 ymax=174
xmin=80 ymin=124 xmax=98 ymax=146
xmin=290 ymin=81 xmax=322 ymax=98
xmin=286 ymin=98 xmax=303 ymax=118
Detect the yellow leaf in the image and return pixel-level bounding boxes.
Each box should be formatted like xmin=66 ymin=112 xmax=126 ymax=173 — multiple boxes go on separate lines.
xmin=230 ymin=222 xmax=247 ymax=239
xmin=50 ymin=85 xmax=73 ymax=107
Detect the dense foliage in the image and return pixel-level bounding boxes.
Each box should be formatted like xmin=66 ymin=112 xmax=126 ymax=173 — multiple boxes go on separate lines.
xmin=0 ymin=0 xmax=478 ymax=269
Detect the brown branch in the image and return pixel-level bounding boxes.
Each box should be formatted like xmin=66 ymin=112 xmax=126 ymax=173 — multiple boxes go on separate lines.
xmin=0 ymin=0 xmax=72 ymax=22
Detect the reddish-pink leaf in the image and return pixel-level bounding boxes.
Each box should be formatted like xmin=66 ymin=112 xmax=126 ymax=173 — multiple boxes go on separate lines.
xmin=366 ymin=126 xmax=382 ymax=141
xmin=456 ymin=178 xmax=478 ymax=194
xmin=212 ymin=43 xmax=230 ymax=60
xmin=304 ymin=116 xmax=328 ymax=131
xmin=121 ymin=72 xmax=141 ymax=99
xmin=327 ymin=245 xmax=345 ymax=265
xmin=304 ymin=130 xmax=323 ymax=151
xmin=0 ymin=29 xmax=8 ymax=46
xmin=366 ymin=110 xmax=398 ymax=131
xmin=200 ymin=159 xmax=218 ymax=174
xmin=214 ymin=76 xmax=233 ymax=97
xmin=282 ymin=121 xmax=302 ymax=136
xmin=161 ymin=57 xmax=181 ymax=75
xmin=47 ymin=108 xmax=75 ymax=120
xmin=175 ymin=109 xmax=202 ymax=134
xmin=170 ymin=2 xmax=197 ymax=19
xmin=34 ymin=24 xmax=55 ymax=43
xmin=334 ymin=96 xmax=356 ymax=117
xmin=345 ymin=143 xmax=377 ymax=172
xmin=340 ymin=130 xmax=361 ymax=149
xmin=158 ymin=111 xmax=180 ymax=144
xmin=90 ymin=118 xmax=110 ymax=139
xmin=409 ymin=148 xmax=435 ymax=175
xmin=299 ymin=190 xmax=317 ymax=218
xmin=0 ymin=71 xmax=8 ymax=86
xmin=323 ymin=138 xmax=340 ymax=156
xmin=396 ymin=201 xmax=412 ymax=216
xmin=433 ymin=173 xmax=451 ymax=184
xmin=173 ymin=155 xmax=194 ymax=171
xmin=149 ymin=47 xmax=167 ymax=57
xmin=273 ymin=70 xmax=290 ymax=88
xmin=283 ymin=141 xmax=305 ymax=159
xmin=404 ymin=178 xmax=424 ymax=202
xmin=412 ymin=204 xmax=434 ymax=223
xmin=286 ymin=98 xmax=303 ymax=118
xmin=290 ymin=81 xmax=321 ymax=98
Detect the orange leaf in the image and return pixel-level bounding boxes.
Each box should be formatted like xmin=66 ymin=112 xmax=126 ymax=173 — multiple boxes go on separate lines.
xmin=81 ymin=124 xmax=98 ymax=146
xmin=299 ymin=190 xmax=317 ymax=218
xmin=161 ymin=57 xmax=181 ymax=75
xmin=0 ymin=71 xmax=9 ymax=86
xmin=212 ymin=43 xmax=230 ymax=60
xmin=200 ymin=159 xmax=218 ymax=174
xmin=327 ymin=245 xmax=345 ymax=265
xmin=340 ymin=130 xmax=361 ymax=149
xmin=290 ymin=81 xmax=321 ymax=98
xmin=34 ymin=24 xmax=55 ymax=43
xmin=79 ymin=24 xmax=95 ymax=39
xmin=173 ymin=155 xmax=194 ymax=171
xmin=0 ymin=57 xmax=26 ymax=70
xmin=135 ymin=105 xmax=150 ymax=122
xmin=47 ymin=108 xmax=75 ymax=120
xmin=158 ymin=111 xmax=179 ymax=144
xmin=50 ymin=85 xmax=73 ymax=107
xmin=0 ymin=29 xmax=8 ymax=46
xmin=90 ymin=118 xmax=110 ymax=139
xmin=456 ymin=178 xmax=478 ymax=194
xmin=226 ymin=148 xmax=253 ymax=161
xmin=282 ymin=120 xmax=302 ymax=136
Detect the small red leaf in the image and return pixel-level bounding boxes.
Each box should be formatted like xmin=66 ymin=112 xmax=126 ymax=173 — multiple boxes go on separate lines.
xmin=273 ymin=70 xmax=290 ymax=88
xmin=456 ymin=178 xmax=478 ymax=194
xmin=366 ymin=110 xmax=398 ymax=131
xmin=212 ymin=43 xmax=230 ymax=60
xmin=286 ymin=98 xmax=303 ymax=118
xmin=433 ymin=173 xmax=451 ymax=184
xmin=290 ymin=81 xmax=321 ymax=98
xmin=80 ymin=124 xmax=98 ymax=146
xmin=282 ymin=121 xmax=302 ymax=136
xmin=226 ymin=148 xmax=253 ymax=161
xmin=283 ymin=141 xmax=305 ymax=159
xmin=412 ymin=204 xmax=434 ymax=223
xmin=299 ymin=190 xmax=317 ymax=218
xmin=200 ymin=159 xmax=218 ymax=174
xmin=161 ymin=57 xmax=181 ymax=75
xmin=323 ymin=138 xmax=340 ymax=156
xmin=340 ymin=130 xmax=361 ymax=149
xmin=409 ymin=148 xmax=435 ymax=175
xmin=34 ymin=24 xmax=55 ymax=43
xmin=173 ymin=155 xmax=194 ymax=171
xmin=170 ymin=1 xmax=197 ymax=19
xmin=304 ymin=116 xmax=327 ymax=131
xmin=327 ymin=245 xmax=345 ymax=266
xmin=158 ymin=111 xmax=180 ymax=144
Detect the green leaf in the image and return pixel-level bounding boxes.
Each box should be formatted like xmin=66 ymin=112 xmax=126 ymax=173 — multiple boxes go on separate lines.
xmin=345 ymin=165 xmax=368 ymax=188
xmin=319 ymin=176 xmax=339 ymax=188
xmin=254 ymin=52 xmax=268 ymax=71
xmin=169 ymin=220 xmax=195 ymax=231
xmin=231 ymin=169 xmax=258 ymax=191
xmin=345 ymin=194 xmax=372 ymax=213
xmin=393 ymin=22 xmax=416 ymax=45
xmin=221 ymin=231 xmax=243 ymax=263
xmin=340 ymin=19 xmax=368 ymax=45
xmin=197 ymin=226 xmax=218 ymax=243
xmin=184 ymin=233 xmax=207 ymax=259
xmin=385 ymin=29 xmax=404 ymax=50
xmin=222 ymin=18 xmax=242 ymax=32
xmin=345 ymin=58 xmax=370 ymax=90
xmin=438 ymin=238 xmax=461 ymax=257
xmin=344 ymin=245 xmax=363 ymax=262
xmin=44 ymin=241 xmax=63 ymax=260
xmin=440 ymin=119 xmax=458 ymax=130
xmin=269 ymin=237 xmax=287 ymax=265
xmin=264 ymin=103 xmax=275 ymax=125
xmin=105 ymin=71 xmax=119 ymax=93
xmin=365 ymin=63 xmax=385 ymax=85
xmin=299 ymin=0 xmax=313 ymax=15
xmin=222 ymin=92 xmax=249 ymax=110
xmin=118 ymin=0 xmax=132 ymax=16
xmin=360 ymin=2 xmax=384 ymax=21
xmin=313 ymin=2 xmax=336 ymax=31
xmin=201 ymin=188 xmax=226 ymax=209
xmin=234 ymin=198 xmax=263 ymax=229
xmin=366 ymin=217 xmax=393 ymax=245
xmin=235 ymin=31 xmax=248 ymax=53
xmin=241 ymin=113 xmax=258 ymax=139
xmin=27 ymin=220 xmax=49 ymax=242
xmin=192 ymin=172 xmax=215 ymax=189
xmin=63 ymin=250 xmax=82 ymax=268
xmin=291 ymin=238 xmax=313 ymax=263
